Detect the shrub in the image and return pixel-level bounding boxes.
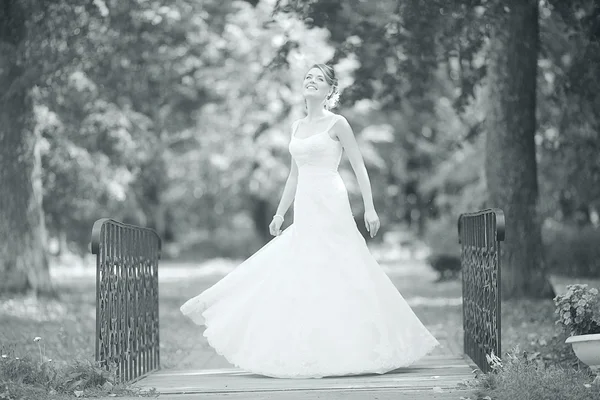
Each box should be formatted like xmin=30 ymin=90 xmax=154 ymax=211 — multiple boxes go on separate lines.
xmin=426 ymin=254 xmax=461 ymax=281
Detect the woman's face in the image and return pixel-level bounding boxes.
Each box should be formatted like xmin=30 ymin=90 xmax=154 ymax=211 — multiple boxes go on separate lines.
xmin=302 ymin=68 xmax=330 ymax=100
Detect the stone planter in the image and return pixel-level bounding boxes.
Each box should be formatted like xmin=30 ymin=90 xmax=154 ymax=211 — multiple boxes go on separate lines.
xmin=566 ymin=333 xmax=600 ymax=382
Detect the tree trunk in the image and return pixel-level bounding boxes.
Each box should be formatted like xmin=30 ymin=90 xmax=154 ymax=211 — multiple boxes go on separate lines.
xmin=485 ymin=0 xmax=552 ymax=298
xmin=0 ymin=0 xmax=54 ymax=295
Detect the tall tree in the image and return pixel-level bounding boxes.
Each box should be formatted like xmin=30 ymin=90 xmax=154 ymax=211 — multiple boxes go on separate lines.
xmin=485 ymin=0 xmax=551 ymax=298
xmin=0 ymin=0 xmax=53 ymax=295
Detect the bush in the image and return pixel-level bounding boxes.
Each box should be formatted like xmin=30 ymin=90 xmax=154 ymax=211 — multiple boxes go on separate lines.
xmin=426 ymin=254 xmax=461 ymax=281
xmin=543 ymin=221 xmax=600 ymax=277
xmin=476 ymin=348 xmax=600 ymax=400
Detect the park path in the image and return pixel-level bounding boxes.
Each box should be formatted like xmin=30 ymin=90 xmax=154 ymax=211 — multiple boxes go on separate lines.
xmin=101 ymin=252 xmax=477 ymax=399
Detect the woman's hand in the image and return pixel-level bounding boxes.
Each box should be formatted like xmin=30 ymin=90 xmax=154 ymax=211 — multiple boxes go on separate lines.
xmin=364 ymin=209 xmax=380 ymax=238
xmin=269 ymin=216 xmax=283 ymax=237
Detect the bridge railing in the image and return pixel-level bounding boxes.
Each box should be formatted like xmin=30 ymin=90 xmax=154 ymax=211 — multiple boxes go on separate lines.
xmin=91 ymin=218 xmax=162 ymax=383
xmin=458 ymin=208 xmax=505 ymax=373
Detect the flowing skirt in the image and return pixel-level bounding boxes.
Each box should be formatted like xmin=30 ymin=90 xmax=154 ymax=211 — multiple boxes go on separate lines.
xmin=180 ymin=168 xmax=439 ymax=378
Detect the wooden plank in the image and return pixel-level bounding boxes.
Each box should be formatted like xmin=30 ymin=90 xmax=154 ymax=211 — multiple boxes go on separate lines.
xmin=135 ymin=379 xmax=473 ymax=395
xmin=99 ymin=387 xmax=476 ymax=400
xmin=134 ymin=376 xmax=473 ymax=396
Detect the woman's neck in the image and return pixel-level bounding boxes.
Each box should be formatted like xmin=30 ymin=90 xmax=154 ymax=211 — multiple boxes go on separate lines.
xmin=305 ymin=99 xmax=329 ymax=122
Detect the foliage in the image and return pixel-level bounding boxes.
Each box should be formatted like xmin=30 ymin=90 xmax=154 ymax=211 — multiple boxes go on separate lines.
xmin=29 ymin=0 xmax=242 ymax=251
xmin=536 ymin=0 xmax=600 ymax=220
xmin=476 ymin=347 xmax=600 ymax=400
xmin=271 ymin=0 xmax=480 ymax=236
xmin=554 ymin=284 xmax=600 ymax=336
xmin=3 ymin=0 xmax=600 ymax=264
xmin=22 ymin=0 xmax=339 ymax=255
xmin=273 ymin=0 xmax=600 ymax=234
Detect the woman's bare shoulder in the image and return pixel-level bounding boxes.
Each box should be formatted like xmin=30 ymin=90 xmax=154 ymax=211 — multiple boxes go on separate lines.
xmin=329 ymin=112 xmax=350 ymax=128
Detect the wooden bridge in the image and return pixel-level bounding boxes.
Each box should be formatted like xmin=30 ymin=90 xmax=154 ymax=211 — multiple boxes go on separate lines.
xmin=129 ymin=335 xmax=476 ymax=399
xmin=92 ymin=209 xmax=504 ymax=399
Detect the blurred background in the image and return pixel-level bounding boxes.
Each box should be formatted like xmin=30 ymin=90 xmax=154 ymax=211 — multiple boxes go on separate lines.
xmin=1 ymin=0 xmax=600 ymax=289
xmin=2 ymin=4 xmax=600 ymax=395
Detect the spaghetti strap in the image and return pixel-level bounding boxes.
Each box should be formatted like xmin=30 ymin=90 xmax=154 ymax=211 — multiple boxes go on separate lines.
xmin=291 ymin=114 xmax=340 ymax=140
xmin=291 ymin=119 xmax=301 ymax=138
xmin=324 ymin=114 xmax=341 ymax=132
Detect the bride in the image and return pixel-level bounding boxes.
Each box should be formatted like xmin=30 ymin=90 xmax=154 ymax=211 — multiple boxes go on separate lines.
xmin=180 ymin=63 xmax=439 ymax=379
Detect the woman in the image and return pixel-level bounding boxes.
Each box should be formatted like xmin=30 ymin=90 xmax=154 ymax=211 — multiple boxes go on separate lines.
xmin=180 ymin=64 xmax=439 ymax=379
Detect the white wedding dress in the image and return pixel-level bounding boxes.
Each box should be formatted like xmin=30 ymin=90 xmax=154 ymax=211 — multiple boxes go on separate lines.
xmin=180 ymin=114 xmax=439 ymax=378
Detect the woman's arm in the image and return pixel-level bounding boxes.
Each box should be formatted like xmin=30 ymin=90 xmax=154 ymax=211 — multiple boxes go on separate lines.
xmin=275 ymin=157 xmax=299 ymax=218
xmin=333 ymin=116 xmax=380 ymax=237
xmin=333 ymin=116 xmax=375 ymax=212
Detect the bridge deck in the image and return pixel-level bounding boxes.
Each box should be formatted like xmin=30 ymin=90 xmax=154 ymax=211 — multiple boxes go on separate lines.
xmin=132 ymin=336 xmax=477 ymax=399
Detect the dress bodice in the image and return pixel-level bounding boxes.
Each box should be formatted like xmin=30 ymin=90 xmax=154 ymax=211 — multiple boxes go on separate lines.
xmin=288 ymin=115 xmax=343 ymax=174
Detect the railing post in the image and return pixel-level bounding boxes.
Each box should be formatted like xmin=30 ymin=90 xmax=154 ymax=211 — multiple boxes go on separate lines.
xmin=91 ymin=218 xmax=162 ymax=383
xmin=458 ymin=208 xmax=505 ymax=373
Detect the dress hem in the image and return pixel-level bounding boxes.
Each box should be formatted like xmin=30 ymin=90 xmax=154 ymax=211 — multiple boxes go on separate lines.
xmin=194 ymin=308 xmax=441 ymax=379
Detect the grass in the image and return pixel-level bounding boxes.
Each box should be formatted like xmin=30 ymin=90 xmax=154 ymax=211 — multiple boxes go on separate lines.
xmin=0 ymin=257 xmax=216 ymax=399
xmin=474 ymin=349 xmax=600 ymax=400
xmin=470 ymin=298 xmax=594 ymax=400
xmin=0 ymin=351 xmax=150 ymax=400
